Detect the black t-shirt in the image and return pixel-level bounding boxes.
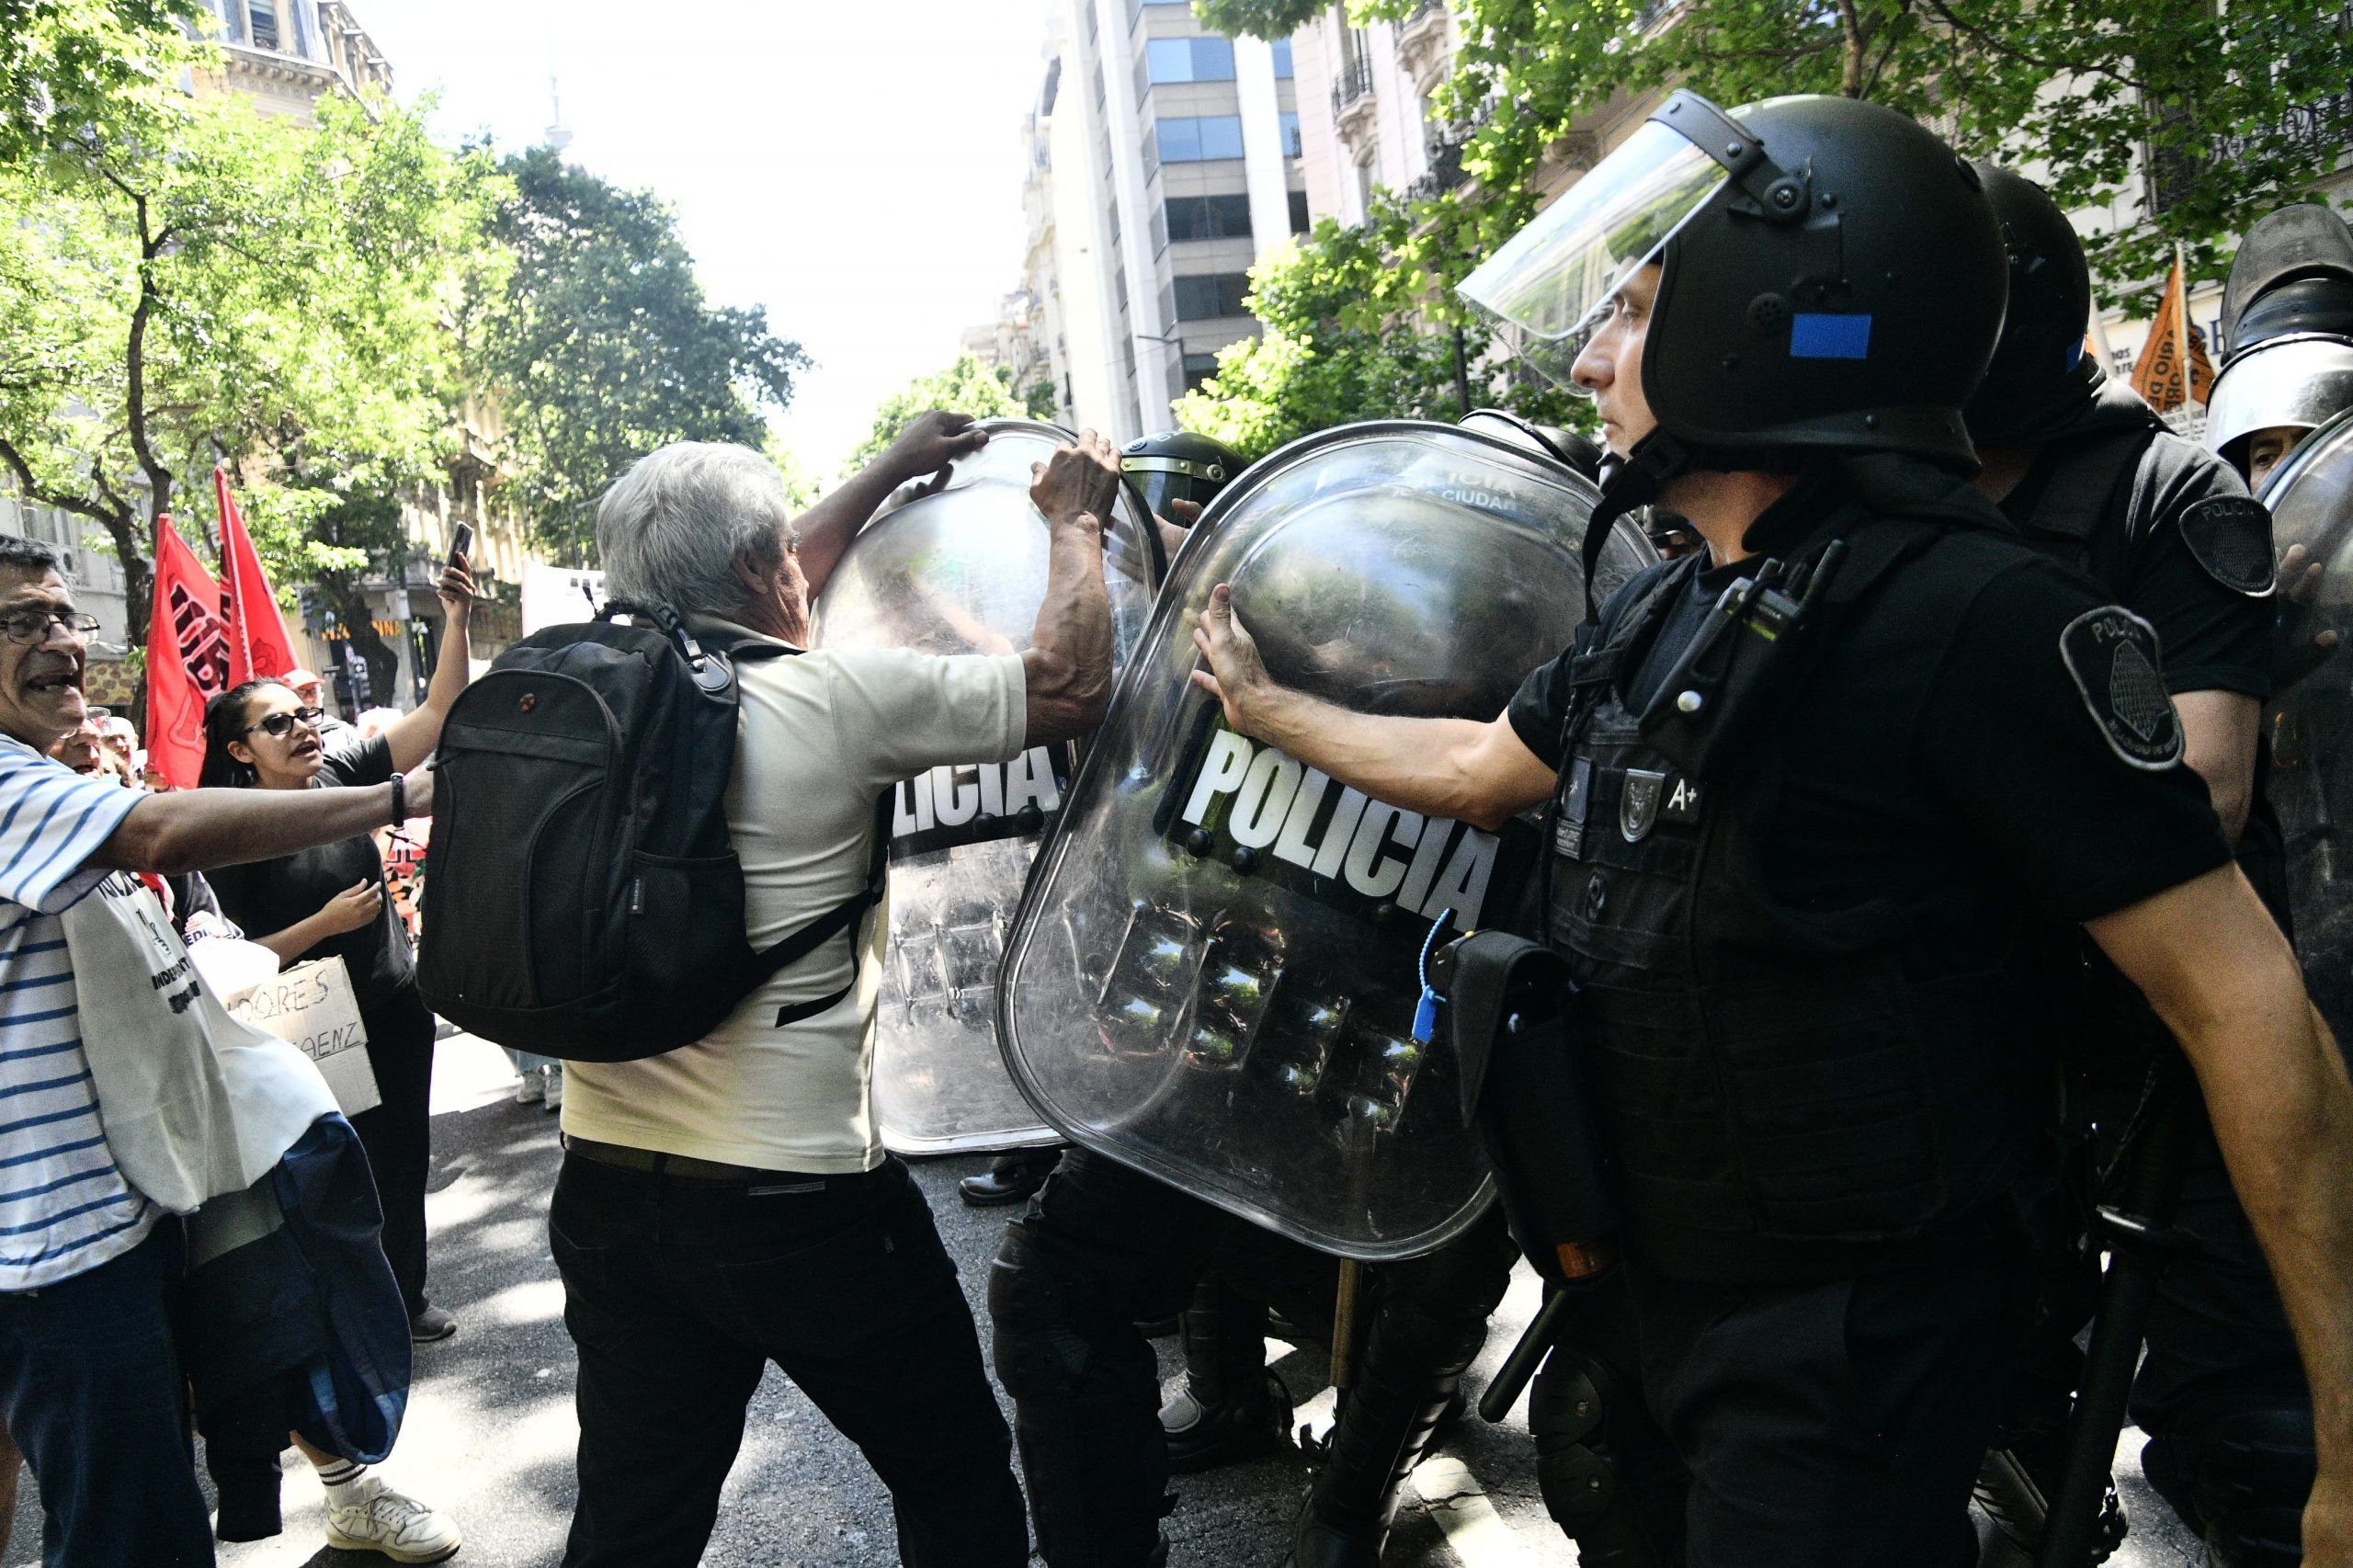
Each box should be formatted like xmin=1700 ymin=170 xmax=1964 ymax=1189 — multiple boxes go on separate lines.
xmin=208 ymin=733 xmax=416 ymax=1017
xmin=2000 ymin=426 xmax=2273 ymax=699
xmin=1509 ymin=478 xmax=2233 ymax=929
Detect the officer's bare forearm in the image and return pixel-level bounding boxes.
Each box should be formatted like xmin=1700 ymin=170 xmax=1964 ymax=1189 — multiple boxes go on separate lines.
xmin=1022 ymin=515 xmax=1111 ymax=745
xmin=87 ymin=784 xmax=398 ymax=877
xmin=2177 ymin=688 xmax=2260 ymax=844
xmin=2089 ymin=866 xmax=2353 ymax=1472
xmin=1232 ymin=688 xmax=1550 ymax=833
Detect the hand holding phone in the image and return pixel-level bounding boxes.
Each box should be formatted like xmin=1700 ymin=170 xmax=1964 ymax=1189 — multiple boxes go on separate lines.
xmin=446 ymin=521 xmax=474 ymax=573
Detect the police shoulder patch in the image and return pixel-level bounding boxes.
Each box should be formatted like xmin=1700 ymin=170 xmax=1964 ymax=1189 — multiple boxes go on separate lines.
xmin=2058 ymin=606 xmax=2185 ymax=771
xmin=2177 ymin=495 xmax=2277 ymax=597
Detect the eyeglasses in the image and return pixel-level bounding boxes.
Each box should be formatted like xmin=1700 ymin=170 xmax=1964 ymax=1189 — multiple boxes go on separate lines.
xmin=244 ymin=706 xmax=326 ymax=740
xmin=0 ymin=608 xmax=99 ymax=645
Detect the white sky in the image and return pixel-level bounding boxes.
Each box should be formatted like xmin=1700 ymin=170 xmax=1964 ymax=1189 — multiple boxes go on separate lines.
xmin=362 ymin=0 xmax=1052 ymax=478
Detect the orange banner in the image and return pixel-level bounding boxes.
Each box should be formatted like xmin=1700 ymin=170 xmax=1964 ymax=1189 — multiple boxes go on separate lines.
xmin=2129 ymin=253 xmax=2215 ymax=412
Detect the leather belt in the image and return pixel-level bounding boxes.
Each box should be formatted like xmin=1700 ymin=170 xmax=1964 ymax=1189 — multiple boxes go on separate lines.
xmin=560 ymin=1134 xmax=821 ymax=1187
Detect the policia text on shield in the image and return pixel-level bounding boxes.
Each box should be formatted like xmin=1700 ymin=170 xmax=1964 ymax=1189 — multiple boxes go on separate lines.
xmin=1187 ymin=93 xmax=2353 ymax=1568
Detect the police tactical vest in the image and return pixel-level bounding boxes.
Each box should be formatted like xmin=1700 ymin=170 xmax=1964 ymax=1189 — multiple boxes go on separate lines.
xmin=1542 ymin=504 xmax=2052 ymax=1283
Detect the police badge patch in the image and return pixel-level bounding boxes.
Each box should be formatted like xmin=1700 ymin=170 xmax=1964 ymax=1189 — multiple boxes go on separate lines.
xmin=1620 ymin=768 xmax=1667 ymax=842
xmin=2177 ymin=495 xmax=2277 ymax=597
xmin=2059 ymin=607 xmax=2185 ymax=770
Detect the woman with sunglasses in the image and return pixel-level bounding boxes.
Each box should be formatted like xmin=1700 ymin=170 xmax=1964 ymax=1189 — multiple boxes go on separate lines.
xmin=200 ymin=554 xmax=476 ymax=1351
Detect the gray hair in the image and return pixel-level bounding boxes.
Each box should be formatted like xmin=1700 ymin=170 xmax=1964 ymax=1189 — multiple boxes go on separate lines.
xmin=0 ymin=535 xmax=62 ymax=581
xmin=595 ymin=441 xmax=799 ymax=619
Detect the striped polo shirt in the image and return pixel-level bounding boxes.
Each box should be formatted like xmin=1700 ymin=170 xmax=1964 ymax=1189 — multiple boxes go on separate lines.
xmin=0 ymin=736 xmax=151 ymax=1291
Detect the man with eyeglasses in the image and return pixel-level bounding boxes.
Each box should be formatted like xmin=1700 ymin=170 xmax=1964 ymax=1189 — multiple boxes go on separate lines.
xmin=0 ymin=535 xmax=443 ymax=1566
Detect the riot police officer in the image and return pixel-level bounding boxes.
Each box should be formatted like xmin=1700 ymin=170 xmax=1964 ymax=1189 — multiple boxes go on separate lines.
xmin=1963 ymin=165 xmax=2314 ymax=1566
xmin=2206 ymin=204 xmax=2353 ymax=493
xmin=1191 ymin=90 xmax=2353 ymax=1565
xmin=986 ymin=421 xmax=1524 ymax=1567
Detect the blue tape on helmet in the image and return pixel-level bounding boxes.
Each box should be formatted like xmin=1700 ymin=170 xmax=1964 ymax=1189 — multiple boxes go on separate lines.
xmin=1790 ymin=313 xmax=1873 ymax=360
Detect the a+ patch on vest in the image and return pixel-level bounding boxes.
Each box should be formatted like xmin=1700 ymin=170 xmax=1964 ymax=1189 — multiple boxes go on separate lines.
xmin=2060 ymin=606 xmax=2185 ymax=770
xmin=1619 ymin=768 xmax=1701 ymax=843
xmin=2177 ymin=495 xmax=2278 ymax=597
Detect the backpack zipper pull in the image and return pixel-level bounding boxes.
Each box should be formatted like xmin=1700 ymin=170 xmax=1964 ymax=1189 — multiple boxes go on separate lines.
xmin=629 ymin=878 xmax=645 ymax=915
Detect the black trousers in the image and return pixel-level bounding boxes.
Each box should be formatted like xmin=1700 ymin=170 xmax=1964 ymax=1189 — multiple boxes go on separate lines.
xmin=990 ymin=1146 xmax=1511 ymax=1567
xmin=349 ymin=987 xmax=435 ymax=1318
xmin=549 ymin=1152 xmax=1028 ymax=1568
xmin=1623 ymin=1242 xmax=2037 ymax=1568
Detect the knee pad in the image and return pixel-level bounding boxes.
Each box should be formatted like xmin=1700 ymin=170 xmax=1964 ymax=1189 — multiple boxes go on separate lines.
xmin=2142 ymin=1392 xmax=2314 ymax=1568
xmin=987 ymin=1223 xmax=1108 ymax=1403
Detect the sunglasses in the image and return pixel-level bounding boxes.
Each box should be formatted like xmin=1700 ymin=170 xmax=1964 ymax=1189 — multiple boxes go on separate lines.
xmin=244 ymin=706 xmax=326 ymax=740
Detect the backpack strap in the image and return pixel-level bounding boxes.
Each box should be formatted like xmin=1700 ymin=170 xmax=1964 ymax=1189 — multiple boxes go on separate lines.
xmin=765 ymin=793 xmax=895 ymax=1028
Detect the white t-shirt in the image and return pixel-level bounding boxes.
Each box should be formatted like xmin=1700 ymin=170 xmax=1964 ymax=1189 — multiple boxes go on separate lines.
xmin=0 ymin=738 xmax=153 ymax=1290
xmin=563 ymin=631 xmax=1028 ymax=1173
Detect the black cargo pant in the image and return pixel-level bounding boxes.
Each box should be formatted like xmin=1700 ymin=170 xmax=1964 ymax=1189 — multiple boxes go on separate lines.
xmin=550 ymin=1152 xmax=1029 ymax=1568
xmin=989 ymin=1146 xmax=1512 ymax=1568
xmin=1617 ymin=1238 xmax=2039 ymax=1568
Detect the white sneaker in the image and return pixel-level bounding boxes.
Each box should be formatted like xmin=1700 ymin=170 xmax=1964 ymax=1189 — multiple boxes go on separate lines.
xmin=541 ymin=1066 xmax=563 ymax=1113
xmin=323 ymin=1474 xmax=464 ymax=1563
xmin=513 ymin=1067 xmax=545 ymax=1106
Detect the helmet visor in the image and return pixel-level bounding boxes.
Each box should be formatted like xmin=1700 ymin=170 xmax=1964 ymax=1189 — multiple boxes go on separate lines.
xmin=1457 ymin=118 xmax=1725 ymax=390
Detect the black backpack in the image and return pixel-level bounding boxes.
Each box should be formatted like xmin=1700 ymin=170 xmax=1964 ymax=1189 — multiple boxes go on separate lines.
xmin=415 ymin=601 xmax=884 ymax=1062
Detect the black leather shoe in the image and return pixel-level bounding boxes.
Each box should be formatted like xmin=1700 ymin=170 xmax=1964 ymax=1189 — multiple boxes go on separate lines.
xmin=1280 ymin=1494 xmax=1385 ymax=1568
xmin=959 ymin=1148 xmax=1059 ymax=1208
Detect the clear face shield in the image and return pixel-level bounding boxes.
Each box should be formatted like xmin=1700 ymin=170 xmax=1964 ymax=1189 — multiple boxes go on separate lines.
xmin=1457 ymin=117 xmax=1730 ymax=391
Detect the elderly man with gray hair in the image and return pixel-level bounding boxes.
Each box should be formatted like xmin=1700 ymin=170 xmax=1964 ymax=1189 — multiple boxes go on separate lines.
xmin=548 ymin=413 xmax=1122 ymax=1568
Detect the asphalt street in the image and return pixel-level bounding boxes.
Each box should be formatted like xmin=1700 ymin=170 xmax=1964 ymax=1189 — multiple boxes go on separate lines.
xmin=7 ymin=1035 xmax=2211 ymax=1567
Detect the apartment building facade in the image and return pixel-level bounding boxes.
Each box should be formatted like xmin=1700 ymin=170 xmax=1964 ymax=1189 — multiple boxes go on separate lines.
xmin=1009 ymin=0 xmax=1313 ymax=441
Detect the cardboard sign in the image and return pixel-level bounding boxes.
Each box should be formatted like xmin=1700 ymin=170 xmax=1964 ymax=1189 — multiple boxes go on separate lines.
xmin=226 ymin=956 xmax=380 ymax=1117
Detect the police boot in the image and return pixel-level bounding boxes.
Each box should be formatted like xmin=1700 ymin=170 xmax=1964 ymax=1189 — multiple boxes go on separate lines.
xmin=1159 ymin=1283 xmax=1290 ymax=1473
xmin=1279 ymin=1299 xmax=1486 ymax=1565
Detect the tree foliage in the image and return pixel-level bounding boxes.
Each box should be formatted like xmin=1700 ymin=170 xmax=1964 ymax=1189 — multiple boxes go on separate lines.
xmin=0 ymin=73 xmax=499 ymax=648
xmin=847 ymin=355 xmax=1029 ymax=469
xmin=1199 ymin=0 xmax=2347 ymax=310
xmin=0 ymin=0 xmax=199 ymax=167
xmin=471 ymin=148 xmax=808 ymax=563
xmin=1174 ymin=193 xmax=1586 ymax=461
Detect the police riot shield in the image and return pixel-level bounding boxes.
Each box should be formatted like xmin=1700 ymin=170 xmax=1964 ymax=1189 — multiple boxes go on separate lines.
xmin=812 ymin=418 xmax=1164 ymax=1154
xmin=995 ymin=421 xmax=1659 ymax=1259
xmin=2261 ymin=407 xmax=2353 ymax=1040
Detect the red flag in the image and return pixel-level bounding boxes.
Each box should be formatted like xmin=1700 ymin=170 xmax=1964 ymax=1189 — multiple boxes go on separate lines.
xmin=145 ymin=517 xmax=229 ymax=790
xmin=215 ymin=468 xmax=297 ymax=686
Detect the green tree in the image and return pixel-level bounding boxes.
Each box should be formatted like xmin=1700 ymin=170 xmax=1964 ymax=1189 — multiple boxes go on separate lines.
xmin=1199 ymin=0 xmax=2347 ymax=306
xmin=0 ymin=0 xmax=199 ymax=167
xmin=1174 ymin=194 xmax=1585 ymax=460
xmin=0 ymin=79 xmax=499 ymax=649
xmin=847 ymin=355 xmax=1027 ymax=468
xmin=472 ymin=148 xmax=808 ymax=563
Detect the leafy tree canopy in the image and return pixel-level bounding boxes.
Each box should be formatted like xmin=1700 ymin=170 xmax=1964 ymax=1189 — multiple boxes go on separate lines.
xmin=847 ymin=355 xmax=1029 ymax=469
xmin=1175 ymin=193 xmax=1586 ymax=461
xmin=0 ymin=0 xmax=199 ymax=167
xmin=0 ymin=75 xmax=500 ymax=647
xmin=1200 ymin=0 xmax=2345 ymax=307
xmin=472 ymin=148 xmax=808 ymax=563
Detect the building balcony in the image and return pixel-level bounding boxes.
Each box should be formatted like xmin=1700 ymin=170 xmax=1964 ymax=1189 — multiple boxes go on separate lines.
xmin=1397 ymin=1 xmax=1452 ymax=100
xmin=1404 ymin=131 xmax=1470 ymax=202
xmin=1332 ymin=56 xmax=1378 ymax=147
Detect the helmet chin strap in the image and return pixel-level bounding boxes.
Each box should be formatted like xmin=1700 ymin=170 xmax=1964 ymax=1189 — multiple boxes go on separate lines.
xmin=1583 ymin=430 xmax=1691 ymax=619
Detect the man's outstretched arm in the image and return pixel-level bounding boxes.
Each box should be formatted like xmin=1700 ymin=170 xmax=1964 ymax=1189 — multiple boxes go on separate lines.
xmin=794 ymin=412 xmax=991 ymax=602
xmin=1191 ymin=582 xmax=1556 ymax=831
xmin=2088 ymin=866 xmax=2353 ymax=1562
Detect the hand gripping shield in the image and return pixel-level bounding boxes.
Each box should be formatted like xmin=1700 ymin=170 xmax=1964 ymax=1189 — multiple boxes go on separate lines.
xmin=2260 ymin=408 xmax=2353 ymax=1040
xmin=812 ymin=418 xmax=1164 ymax=1153
xmin=996 ymin=422 xmax=1658 ymax=1258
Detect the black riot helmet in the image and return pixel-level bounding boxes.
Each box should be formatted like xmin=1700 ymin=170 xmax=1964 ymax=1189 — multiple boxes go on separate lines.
xmin=1962 ymin=165 xmax=2102 ymax=449
xmin=1121 ymin=430 xmax=1245 ymax=523
xmin=2207 ymin=205 xmax=2353 ymax=475
xmin=1459 ymin=90 xmax=2006 ymax=498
